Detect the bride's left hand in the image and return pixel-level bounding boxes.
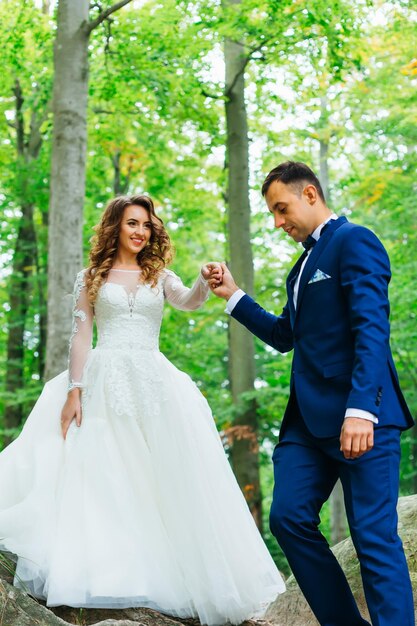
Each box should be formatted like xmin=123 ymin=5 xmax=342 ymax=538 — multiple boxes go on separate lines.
xmin=61 ymin=389 xmax=82 ymax=440
xmin=201 ymin=262 xmax=223 ymax=287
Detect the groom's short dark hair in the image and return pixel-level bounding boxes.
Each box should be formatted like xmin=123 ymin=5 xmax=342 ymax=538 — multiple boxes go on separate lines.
xmin=262 ymin=161 xmax=326 ymax=203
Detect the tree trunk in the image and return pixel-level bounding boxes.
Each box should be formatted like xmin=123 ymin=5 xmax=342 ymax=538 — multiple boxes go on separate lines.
xmin=45 ymin=0 xmax=90 ymax=379
xmin=330 ymin=479 xmax=347 ymax=545
xmin=36 ymin=254 xmax=48 ymax=379
xmin=45 ymin=0 xmax=132 ymax=379
xmin=112 ymin=150 xmax=130 ymax=195
xmin=223 ymin=0 xmax=261 ymax=528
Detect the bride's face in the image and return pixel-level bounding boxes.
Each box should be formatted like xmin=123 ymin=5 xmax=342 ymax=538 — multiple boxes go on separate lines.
xmin=118 ymin=205 xmax=152 ymax=257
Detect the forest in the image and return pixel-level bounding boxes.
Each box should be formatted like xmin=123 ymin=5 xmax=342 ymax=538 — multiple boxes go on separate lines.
xmin=0 ymin=0 xmax=416 ymax=577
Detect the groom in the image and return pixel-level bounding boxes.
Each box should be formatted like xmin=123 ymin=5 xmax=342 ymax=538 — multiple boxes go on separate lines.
xmin=212 ymin=161 xmax=415 ymax=626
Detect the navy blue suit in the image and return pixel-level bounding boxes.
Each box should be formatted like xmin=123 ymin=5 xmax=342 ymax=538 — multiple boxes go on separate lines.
xmin=232 ymin=217 xmax=414 ymax=626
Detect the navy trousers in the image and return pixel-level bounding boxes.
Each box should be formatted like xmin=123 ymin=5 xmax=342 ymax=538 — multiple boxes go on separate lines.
xmin=270 ymin=401 xmax=414 ymax=626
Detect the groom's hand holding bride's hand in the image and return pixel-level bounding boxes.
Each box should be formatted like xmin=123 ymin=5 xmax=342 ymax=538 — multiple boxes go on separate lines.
xmin=201 ymin=262 xmax=223 ymax=288
xmin=209 ymin=263 xmax=239 ymax=300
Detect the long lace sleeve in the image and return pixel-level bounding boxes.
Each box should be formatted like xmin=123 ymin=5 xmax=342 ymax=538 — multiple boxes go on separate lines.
xmin=68 ymin=270 xmax=94 ymax=392
xmin=163 ymin=270 xmax=210 ymax=311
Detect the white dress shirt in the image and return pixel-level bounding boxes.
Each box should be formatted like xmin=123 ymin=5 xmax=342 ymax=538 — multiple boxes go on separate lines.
xmin=225 ymin=214 xmax=378 ymax=424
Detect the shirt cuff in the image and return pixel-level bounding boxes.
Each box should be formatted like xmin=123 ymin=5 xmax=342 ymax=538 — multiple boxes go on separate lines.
xmin=225 ymin=289 xmax=246 ymax=315
xmin=345 ymin=408 xmax=378 ymax=424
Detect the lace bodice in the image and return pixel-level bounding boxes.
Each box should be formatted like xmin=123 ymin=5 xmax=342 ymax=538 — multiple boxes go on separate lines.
xmin=68 ymin=268 xmax=210 ymax=391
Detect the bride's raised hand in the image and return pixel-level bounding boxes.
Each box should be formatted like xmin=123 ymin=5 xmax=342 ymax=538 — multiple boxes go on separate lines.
xmin=201 ymin=262 xmax=223 ymax=287
xmin=60 ymin=389 xmax=82 ymax=440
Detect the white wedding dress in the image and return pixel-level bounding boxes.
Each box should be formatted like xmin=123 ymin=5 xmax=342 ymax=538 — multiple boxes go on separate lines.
xmin=0 ymin=268 xmax=284 ymax=625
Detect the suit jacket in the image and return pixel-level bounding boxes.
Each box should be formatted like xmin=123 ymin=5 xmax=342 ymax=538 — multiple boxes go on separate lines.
xmin=232 ymin=216 xmax=414 ymax=438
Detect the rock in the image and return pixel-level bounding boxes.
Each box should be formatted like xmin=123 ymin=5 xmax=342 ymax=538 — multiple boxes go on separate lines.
xmin=0 ymin=573 xmax=243 ymax=626
xmin=0 ymin=577 xmax=201 ymax=626
xmin=51 ymin=605 xmax=198 ymax=626
xmin=0 ymin=578 xmax=70 ymax=626
xmin=0 ymin=575 xmax=202 ymax=625
xmin=265 ymin=494 xmax=417 ymax=626
xmin=0 ymin=567 xmax=199 ymax=626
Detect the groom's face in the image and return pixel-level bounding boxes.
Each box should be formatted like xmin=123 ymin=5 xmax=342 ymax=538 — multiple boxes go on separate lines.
xmin=265 ymin=180 xmax=320 ymax=243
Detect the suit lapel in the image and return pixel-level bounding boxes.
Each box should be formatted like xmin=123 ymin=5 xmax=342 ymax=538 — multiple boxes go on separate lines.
xmin=294 ymin=217 xmax=348 ymax=320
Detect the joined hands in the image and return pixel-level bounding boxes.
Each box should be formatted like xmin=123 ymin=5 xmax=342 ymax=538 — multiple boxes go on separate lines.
xmin=202 ymin=262 xmax=240 ymax=300
xmin=201 ymin=262 xmax=223 ymax=288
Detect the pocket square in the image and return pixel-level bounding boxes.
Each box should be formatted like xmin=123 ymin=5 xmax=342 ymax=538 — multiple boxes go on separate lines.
xmin=308 ymin=269 xmax=331 ymax=284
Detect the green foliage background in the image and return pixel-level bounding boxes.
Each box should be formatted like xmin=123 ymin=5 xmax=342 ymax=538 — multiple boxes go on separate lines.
xmin=0 ymin=0 xmax=416 ymax=576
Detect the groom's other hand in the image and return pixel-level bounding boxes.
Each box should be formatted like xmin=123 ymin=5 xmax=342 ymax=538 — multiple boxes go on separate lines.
xmin=340 ymin=417 xmax=374 ymax=459
xmin=211 ymin=263 xmax=239 ymax=300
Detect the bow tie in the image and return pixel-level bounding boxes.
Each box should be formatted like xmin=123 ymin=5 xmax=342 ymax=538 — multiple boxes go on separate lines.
xmin=302 ymin=235 xmax=316 ymax=251
xmin=302 ymin=221 xmax=331 ymax=251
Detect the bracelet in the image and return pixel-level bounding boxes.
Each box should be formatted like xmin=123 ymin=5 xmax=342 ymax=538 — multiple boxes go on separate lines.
xmin=68 ymin=382 xmax=83 ymax=392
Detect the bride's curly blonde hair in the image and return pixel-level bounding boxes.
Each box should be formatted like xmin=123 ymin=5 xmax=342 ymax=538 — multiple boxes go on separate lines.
xmin=85 ymin=195 xmax=173 ymax=304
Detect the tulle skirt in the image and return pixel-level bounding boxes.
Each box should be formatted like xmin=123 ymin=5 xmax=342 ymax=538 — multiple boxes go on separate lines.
xmin=0 ymin=348 xmax=284 ymax=625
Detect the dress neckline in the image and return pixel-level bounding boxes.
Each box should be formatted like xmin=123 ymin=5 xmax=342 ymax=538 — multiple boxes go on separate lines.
xmin=110 ymin=268 xmax=141 ymax=273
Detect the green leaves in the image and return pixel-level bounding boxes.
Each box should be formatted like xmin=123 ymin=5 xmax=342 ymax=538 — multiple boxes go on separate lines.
xmin=0 ymin=0 xmax=416 ymax=548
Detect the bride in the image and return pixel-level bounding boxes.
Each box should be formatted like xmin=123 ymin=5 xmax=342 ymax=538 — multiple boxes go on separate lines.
xmin=0 ymin=194 xmax=284 ymax=625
